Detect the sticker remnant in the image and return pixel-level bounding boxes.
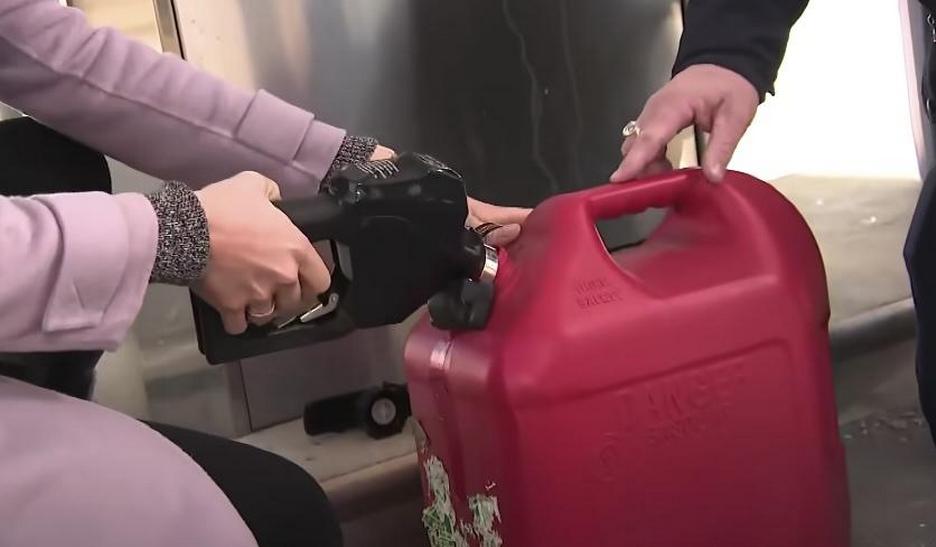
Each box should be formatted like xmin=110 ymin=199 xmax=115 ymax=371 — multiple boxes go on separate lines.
xmin=422 ymin=455 xmax=469 ymax=547
xmin=468 ymin=494 xmax=503 ymax=547
xmin=421 ymin=455 xmax=503 ymax=547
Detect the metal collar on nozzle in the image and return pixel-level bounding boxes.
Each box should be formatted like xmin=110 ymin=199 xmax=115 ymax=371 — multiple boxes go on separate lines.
xmin=428 ymin=234 xmax=499 ymax=331
xmin=478 ymin=244 xmax=499 ymax=285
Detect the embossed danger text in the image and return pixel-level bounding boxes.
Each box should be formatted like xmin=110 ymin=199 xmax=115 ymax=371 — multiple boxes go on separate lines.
xmin=574 ymin=277 xmax=622 ymax=309
xmin=602 ymin=358 xmax=752 ymax=454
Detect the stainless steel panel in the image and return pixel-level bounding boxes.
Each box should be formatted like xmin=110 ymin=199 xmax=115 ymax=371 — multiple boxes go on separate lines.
xmin=900 ymin=0 xmax=935 ymax=178
xmin=152 ymin=0 xmax=183 ymax=56
xmin=168 ymin=0 xmax=687 ymax=428
xmin=173 ymin=0 xmax=684 ymax=203
xmin=240 ymin=314 xmax=418 ymax=429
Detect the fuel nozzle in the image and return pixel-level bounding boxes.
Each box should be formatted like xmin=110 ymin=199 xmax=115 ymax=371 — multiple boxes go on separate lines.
xmin=190 ymin=151 xmax=500 ymax=364
xmin=427 ymin=230 xmax=499 ymax=331
xmin=473 ymin=241 xmax=500 ymax=286
xmin=455 ymin=229 xmax=500 ymax=284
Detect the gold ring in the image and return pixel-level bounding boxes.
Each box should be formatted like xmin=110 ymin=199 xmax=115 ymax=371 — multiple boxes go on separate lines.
xmin=247 ymin=302 xmax=276 ymax=319
xmin=622 ymin=120 xmax=641 ymax=138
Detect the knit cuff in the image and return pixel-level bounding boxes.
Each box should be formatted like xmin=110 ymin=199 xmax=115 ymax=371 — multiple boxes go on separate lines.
xmin=145 ymin=181 xmax=210 ymax=285
xmin=324 ymin=135 xmax=379 ymax=181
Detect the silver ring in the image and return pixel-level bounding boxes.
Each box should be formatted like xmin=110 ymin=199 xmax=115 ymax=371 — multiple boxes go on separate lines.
xmin=247 ymin=302 xmax=276 ymax=319
xmin=622 ymin=120 xmax=641 ymax=138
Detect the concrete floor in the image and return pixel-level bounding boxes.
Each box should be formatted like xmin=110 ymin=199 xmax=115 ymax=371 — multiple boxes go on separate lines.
xmin=785 ymin=175 xmax=936 ymax=545
xmin=837 ymin=339 xmax=936 ymax=546
xmin=848 ymin=421 xmax=936 ymax=547
xmin=773 ymin=174 xmax=919 ymax=322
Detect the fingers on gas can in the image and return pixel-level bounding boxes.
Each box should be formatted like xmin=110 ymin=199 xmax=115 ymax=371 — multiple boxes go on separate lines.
xmin=468 ymin=216 xmax=521 ymax=247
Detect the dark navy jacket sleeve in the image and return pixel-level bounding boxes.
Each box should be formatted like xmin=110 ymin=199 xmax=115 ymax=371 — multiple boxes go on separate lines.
xmin=673 ymin=0 xmax=810 ymax=100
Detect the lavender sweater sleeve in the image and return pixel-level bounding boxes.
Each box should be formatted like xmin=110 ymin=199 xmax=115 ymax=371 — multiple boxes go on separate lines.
xmin=0 ymin=0 xmax=347 ymax=352
xmin=0 ymin=0 xmax=346 ymax=194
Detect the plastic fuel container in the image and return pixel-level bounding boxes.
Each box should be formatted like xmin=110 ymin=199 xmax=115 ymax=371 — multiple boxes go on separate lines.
xmin=405 ymin=169 xmax=850 ymax=546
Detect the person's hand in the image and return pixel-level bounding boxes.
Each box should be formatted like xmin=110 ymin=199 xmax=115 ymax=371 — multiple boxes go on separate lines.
xmin=367 ymin=145 xmax=530 ymax=245
xmin=466 ymin=197 xmax=530 ymax=247
xmin=610 ymin=64 xmax=759 ymax=184
xmin=370 ymin=145 xmax=396 ymax=161
xmin=193 ymin=172 xmax=330 ymax=334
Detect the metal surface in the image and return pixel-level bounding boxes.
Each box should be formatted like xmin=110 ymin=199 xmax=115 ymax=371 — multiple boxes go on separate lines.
xmin=901 ymin=0 xmax=936 ymax=178
xmin=171 ymin=0 xmax=685 ymax=204
xmin=151 ymin=0 xmax=184 ymax=56
xmin=165 ymin=0 xmax=687 ymax=429
xmin=478 ymin=245 xmax=499 ymax=285
xmin=297 ymin=292 xmax=341 ymax=325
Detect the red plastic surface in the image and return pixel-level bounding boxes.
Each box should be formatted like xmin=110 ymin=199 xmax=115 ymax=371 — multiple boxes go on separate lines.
xmin=405 ymin=169 xmax=850 ymax=546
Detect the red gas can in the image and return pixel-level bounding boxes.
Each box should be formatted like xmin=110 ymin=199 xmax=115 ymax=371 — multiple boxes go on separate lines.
xmin=405 ymin=169 xmax=850 ymax=547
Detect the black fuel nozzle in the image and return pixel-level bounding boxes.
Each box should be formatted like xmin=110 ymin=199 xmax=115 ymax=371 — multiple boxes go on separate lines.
xmin=190 ymin=152 xmax=499 ymax=364
xmin=426 ymin=230 xmax=499 ymax=330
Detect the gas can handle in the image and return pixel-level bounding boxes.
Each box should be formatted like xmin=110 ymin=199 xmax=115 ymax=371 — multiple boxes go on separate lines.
xmin=586 ymin=169 xmax=700 ymax=220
